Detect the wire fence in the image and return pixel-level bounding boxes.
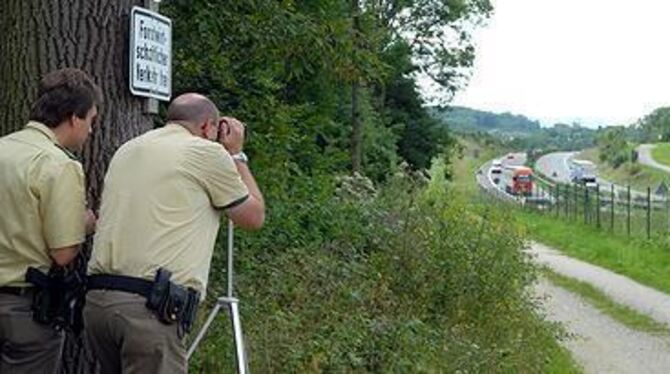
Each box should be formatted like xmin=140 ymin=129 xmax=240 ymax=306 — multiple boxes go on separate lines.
xmin=524 ymin=175 xmax=670 ymax=240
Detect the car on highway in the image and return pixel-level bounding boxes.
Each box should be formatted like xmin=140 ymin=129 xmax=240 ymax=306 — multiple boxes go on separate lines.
xmin=488 ymin=160 xmax=502 ymax=184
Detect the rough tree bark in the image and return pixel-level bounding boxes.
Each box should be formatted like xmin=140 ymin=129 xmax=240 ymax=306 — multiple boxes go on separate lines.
xmin=0 ymin=1 xmax=157 ymax=372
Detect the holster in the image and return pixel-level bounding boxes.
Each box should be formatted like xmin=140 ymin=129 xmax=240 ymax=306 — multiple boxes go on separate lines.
xmin=25 ymin=265 xmax=87 ymax=332
xmin=25 ymin=267 xmax=56 ymax=325
xmin=145 ymin=268 xmax=200 ymax=336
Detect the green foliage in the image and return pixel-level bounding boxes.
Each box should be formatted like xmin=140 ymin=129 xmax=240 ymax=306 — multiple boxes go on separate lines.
xmin=190 ymin=167 xmax=573 ymax=372
xmin=158 ymin=2 xmax=573 ymax=371
xmin=372 ymin=0 xmax=493 ymax=101
xmin=641 ymin=107 xmax=670 ymax=142
xmin=517 ymin=123 xmax=596 ymax=153
xmin=596 ymin=127 xmax=635 ymax=168
xmin=432 ymin=106 xmax=601 ymax=154
xmin=433 ymin=105 xmax=542 ymax=136
xmin=162 ymin=0 xmax=491 ymax=178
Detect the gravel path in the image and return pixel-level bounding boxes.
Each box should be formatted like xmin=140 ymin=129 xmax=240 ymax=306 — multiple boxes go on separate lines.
xmin=637 ymin=144 xmax=670 ymax=174
xmin=535 ymin=279 xmax=670 ymax=373
xmin=529 ymin=242 xmax=670 ymax=326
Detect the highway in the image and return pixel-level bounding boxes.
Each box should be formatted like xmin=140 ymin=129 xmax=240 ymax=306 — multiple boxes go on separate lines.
xmin=477 ymin=152 xmax=552 ymax=203
xmin=535 ymin=151 xmax=650 ymax=202
xmin=534 ymin=151 xmax=575 ymax=183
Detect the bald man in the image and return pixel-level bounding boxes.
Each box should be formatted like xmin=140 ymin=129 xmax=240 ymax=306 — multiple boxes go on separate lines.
xmin=84 ymin=93 xmax=264 ymax=373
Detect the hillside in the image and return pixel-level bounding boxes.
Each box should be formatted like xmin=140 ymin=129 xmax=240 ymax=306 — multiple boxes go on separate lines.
xmin=430 ymin=106 xmax=542 ymax=138
xmin=432 ymin=106 xmax=597 ymax=152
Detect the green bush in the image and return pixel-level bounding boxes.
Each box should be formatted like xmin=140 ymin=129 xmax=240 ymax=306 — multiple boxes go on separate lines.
xmin=189 ymin=161 xmax=571 ymax=372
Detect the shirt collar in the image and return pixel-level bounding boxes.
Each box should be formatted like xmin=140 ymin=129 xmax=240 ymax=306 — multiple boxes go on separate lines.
xmin=25 ymin=121 xmax=79 ymax=160
xmin=25 ymin=121 xmax=58 ymax=143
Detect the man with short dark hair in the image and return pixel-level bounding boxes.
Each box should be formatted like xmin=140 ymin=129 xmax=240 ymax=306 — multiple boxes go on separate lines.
xmin=0 ymin=68 xmax=101 ymax=373
xmin=85 ymin=93 xmax=264 ymax=373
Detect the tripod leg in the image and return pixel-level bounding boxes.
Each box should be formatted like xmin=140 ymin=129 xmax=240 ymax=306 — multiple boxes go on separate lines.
xmin=187 ymin=303 xmax=223 ymax=360
xmin=228 ymin=299 xmax=249 ymax=374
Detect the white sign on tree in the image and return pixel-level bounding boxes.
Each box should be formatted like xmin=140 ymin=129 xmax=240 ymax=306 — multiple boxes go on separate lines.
xmin=129 ymin=6 xmax=172 ymax=101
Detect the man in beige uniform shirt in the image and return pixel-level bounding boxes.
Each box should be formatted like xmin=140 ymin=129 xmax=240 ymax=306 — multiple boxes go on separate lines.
xmin=85 ymin=93 xmax=265 ymax=373
xmin=0 ymin=68 xmax=101 ymax=373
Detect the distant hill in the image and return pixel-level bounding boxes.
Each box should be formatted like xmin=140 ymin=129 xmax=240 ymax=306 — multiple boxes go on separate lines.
xmin=430 ymin=106 xmax=541 ymax=138
xmin=430 ymin=106 xmax=597 ymax=152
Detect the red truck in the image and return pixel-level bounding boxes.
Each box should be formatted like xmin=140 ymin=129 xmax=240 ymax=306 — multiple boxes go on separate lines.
xmin=505 ymin=166 xmax=533 ymax=196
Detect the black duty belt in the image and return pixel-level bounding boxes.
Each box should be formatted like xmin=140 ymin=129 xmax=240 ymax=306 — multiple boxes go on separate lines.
xmin=0 ymin=286 xmax=34 ymax=296
xmin=87 ymin=274 xmax=153 ymax=298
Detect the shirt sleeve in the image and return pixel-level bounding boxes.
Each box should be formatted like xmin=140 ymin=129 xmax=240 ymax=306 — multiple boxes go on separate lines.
xmin=185 ymin=142 xmax=249 ymax=209
xmin=39 ymin=160 xmax=86 ymax=250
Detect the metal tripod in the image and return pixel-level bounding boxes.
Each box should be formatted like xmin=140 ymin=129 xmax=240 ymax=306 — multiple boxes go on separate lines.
xmin=187 ymin=220 xmax=249 ymax=373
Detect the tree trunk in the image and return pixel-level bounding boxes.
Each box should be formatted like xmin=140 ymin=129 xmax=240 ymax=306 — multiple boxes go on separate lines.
xmin=350 ymin=0 xmax=362 ymax=173
xmin=0 ymin=0 xmax=155 ymax=208
xmin=0 ymin=1 xmax=156 ymax=373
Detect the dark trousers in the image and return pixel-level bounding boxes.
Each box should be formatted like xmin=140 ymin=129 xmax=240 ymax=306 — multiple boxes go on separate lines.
xmin=84 ymin=290 xmax=186 ymax=374
xmin=0 ymin=293 xmax=63 ymax=373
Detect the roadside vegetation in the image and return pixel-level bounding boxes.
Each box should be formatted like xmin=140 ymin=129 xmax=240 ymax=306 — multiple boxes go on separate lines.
xmin=191 ymin=158 xmax=579 ymax=372
xmin=651 ymin=143 xmax=670 ymax=167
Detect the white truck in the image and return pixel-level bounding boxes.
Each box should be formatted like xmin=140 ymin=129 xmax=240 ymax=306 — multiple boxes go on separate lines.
xmin=570 ymin=159 xmax=597 ymax=188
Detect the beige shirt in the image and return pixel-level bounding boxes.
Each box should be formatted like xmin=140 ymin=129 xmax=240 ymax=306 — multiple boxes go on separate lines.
xmin=88 ymin=123 xmax=248 ymax=295
xmin=0 ymin=121 xmax=86 ymax=287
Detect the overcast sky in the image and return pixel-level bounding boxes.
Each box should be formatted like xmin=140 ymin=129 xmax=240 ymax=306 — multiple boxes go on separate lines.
xmin=450 ymin=0 xmax=670 ymax=128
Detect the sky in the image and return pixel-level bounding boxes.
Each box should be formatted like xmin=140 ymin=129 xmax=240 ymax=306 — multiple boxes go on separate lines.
xmin=449 ymin=0 xmax=670 ymax=128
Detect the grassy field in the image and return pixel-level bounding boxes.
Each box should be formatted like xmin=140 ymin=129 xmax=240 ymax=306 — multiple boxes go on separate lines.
xmin=516 ymin=208 xmax=670 ymax=295
xmin=651 ymin=143 xmax=670 ymax=167
xmin=578 ymin=148 xmax=670 ymax=191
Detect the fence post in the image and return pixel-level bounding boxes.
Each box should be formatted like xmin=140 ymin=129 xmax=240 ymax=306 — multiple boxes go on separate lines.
xmin=555 ymin=183 xmax=560 ymax=217
xmin=584 ymin=186 xmax=588 ymax=224
xmin=627 ymin=185 xmax=631 ymax=237
xmin=565 ymin=183 xmax=569 ymax=217
xmin=596 ymin=184 xmax=600 ymax=230
xmin=647 ymin=186 xmax=651 ymax=240
xmin=575 ymin=183 xmax=579 ymax=220
xmin=610 ymin=184 xmax=614 ymax=232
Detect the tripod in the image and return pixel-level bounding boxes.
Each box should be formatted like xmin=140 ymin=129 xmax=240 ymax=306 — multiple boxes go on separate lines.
xmin=187 ymin=220 xmax=249 ymax=373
